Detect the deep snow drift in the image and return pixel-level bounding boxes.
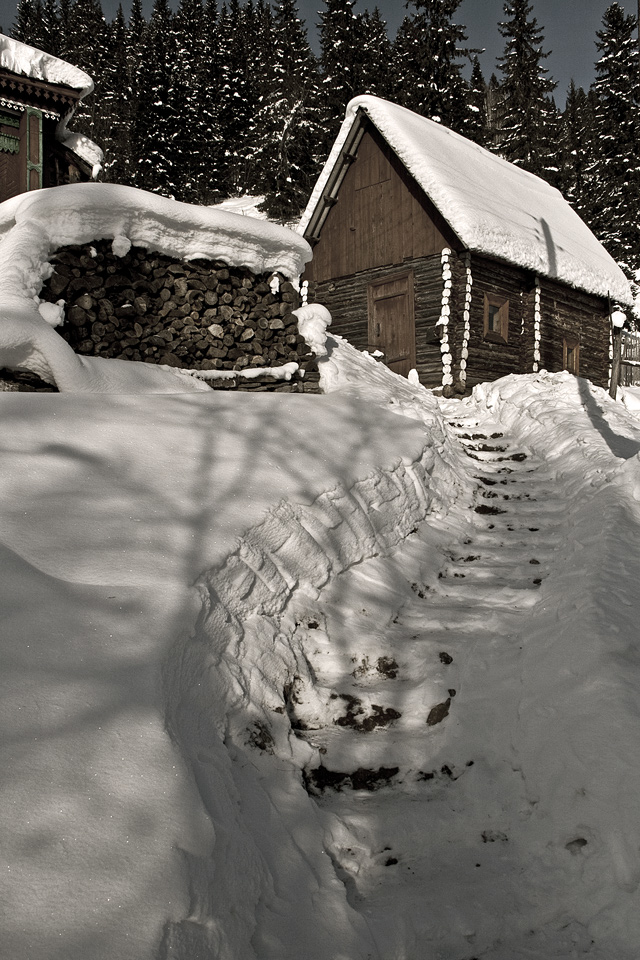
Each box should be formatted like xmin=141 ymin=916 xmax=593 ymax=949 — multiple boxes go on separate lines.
xmin=2 ymin=337 xmax=640 ymax=959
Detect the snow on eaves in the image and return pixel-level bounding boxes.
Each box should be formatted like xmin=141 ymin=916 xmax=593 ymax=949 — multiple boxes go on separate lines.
xmin=0 ymin=183 xmax=312 ymax=391
xmin=300 ymin=95 xmax=632 ymax=306
xmin=0 ymin=33 xmax=93 ymax=97
xmin=0 ymin=34 xmax=102 ymax=177
xmin=55 ymin=126 xmax=104 ymax=178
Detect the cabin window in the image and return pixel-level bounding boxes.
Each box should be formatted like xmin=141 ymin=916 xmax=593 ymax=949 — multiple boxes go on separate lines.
xmin=0 ymin=109 xmax=21 ymax=156
xmin=483 ymin=293 xmax=509 ymax=343
xmin=563 ymin=335 xmax=580 ymax=375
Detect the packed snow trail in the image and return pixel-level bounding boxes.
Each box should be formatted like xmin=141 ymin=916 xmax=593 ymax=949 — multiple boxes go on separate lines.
xmin=167 ymin=361 xmax=640 ymax=960
xmin=283 ymin=409 xmax=574 ymax=960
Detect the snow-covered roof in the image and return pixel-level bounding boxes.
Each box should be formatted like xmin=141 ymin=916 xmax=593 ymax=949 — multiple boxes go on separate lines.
xmin=0 ymin=34 xmax=102 ymax=176
xmin=300 ymin=95 xmax=632 ymax=306
xmin=0 ymin=33 xmax=93 ymax=97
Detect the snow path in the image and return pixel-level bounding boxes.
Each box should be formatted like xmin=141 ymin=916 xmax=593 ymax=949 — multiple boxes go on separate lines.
xmin=171 ymin=373 xmax=640 ymax=960
xmin=282 ymin=395 xmax=640 ymax=960
xmin=282 ymin=411 xmax=569 ymax=960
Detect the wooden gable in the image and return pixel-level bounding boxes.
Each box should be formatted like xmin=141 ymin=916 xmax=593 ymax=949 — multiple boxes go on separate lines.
xmin=304 ymin=120 xmax=461 ymax=283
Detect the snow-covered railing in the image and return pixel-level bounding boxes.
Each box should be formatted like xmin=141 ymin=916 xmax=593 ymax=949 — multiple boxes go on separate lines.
xmin=620 ymin=330 xmax=640 ymax=385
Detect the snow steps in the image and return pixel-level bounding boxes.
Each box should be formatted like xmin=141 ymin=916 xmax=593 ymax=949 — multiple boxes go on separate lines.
xmin=198 ymin=451 xmax=434 ymax=630
xmin=290 ymin=416 xmax=563 ymax=790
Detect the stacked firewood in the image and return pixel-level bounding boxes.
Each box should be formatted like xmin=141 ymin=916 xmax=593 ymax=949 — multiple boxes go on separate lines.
xmin=39 ymin=240 xmax=320 ymax=391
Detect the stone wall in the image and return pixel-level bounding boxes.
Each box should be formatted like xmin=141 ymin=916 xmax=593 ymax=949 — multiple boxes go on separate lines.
xmin=37 ymin=239 xmax=321 ymax=392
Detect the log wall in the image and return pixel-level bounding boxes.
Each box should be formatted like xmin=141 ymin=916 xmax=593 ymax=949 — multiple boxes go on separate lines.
xmin=312 ymin=249 xmax=611 ymax=392
xmin=463 ymin=256 xmax=531 ymax=388
xmin=311 ymin=255 xmax=448 ymax=388
xmin=537 ymin=277 xmax=610 ymax=389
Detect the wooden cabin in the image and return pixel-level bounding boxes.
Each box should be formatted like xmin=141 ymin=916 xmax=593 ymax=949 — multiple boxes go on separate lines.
xmin=0 ymin=34 xmax=100 ymax=203
xmin=299 ymin=96 xmax=633 ymax=392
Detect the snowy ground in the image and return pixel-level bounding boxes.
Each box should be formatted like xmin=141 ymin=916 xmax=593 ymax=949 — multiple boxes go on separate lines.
xmin=2 ymin=337 xmax=640 ymax=959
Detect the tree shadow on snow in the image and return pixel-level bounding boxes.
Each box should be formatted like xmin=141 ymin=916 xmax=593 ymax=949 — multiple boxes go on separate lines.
xmin=577 ymin=376 xmax=640 ymax=460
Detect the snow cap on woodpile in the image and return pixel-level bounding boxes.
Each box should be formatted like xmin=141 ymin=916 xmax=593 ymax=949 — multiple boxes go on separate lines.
xmin=300 ymin=95 xmax=632 ymax=306
xmin=0 ymin=33 xmax=103 ymax=176
xmin=0 ymin=183 xmax=313 ymax=391
xmin=0 ymin=182 xmax=312 ymax=278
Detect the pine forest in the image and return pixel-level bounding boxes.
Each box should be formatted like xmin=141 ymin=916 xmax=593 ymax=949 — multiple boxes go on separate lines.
xmin=8 ymin=0 xmax=640 ymax=283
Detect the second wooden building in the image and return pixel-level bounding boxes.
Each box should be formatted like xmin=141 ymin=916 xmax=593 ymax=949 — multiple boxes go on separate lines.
xmin=299 ymin=96 xmax=632 ymax=392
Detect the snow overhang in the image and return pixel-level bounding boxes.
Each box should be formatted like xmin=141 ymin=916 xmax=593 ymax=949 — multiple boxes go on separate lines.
xmin=0 ymin=33 xmax=93 ymax=97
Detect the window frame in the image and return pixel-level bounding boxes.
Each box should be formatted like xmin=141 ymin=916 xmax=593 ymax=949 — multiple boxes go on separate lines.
xmin=483 ymin=292 xmax=509 ymax=343
xmin=563 ymin=335 xmax=580 ymax=376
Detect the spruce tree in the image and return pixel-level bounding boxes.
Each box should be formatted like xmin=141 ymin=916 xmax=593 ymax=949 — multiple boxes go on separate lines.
xmin=254 ymin=0 xmax=323 ymax=220
xmin=216 ymin=0 xmax=256 ymax=194
xmin=41 ymin=0 xmax=61 ymax=54
xmin=495 ymin=0 xmax=557 ymax=179
xmin=64 ymin=0 xmax=110 ymax=146
xmin=99 ymin=6 xmax=131 ymax=184
xmin=589 ymin=2 xmax=640 ymax=275
xmin=558 ymin=81 xmax=597 ymax=214
xmin=57 ymin=0 xmax=73 ymax=58
xmin=318 ymin=0 xmax=362 ymax=147
xmin=466 ymin=55 xmax=489 ymax=145
xmin=356 ymin=7 xmax=393 ymax=99
xmin=485 ymin=73 xmax=505 ymax=147
xmin=12 ymin=0 xmax=46 ymax=49
xmin=134 ymin=0 xmax=177 ymax=196
xmin=197 ymin=0 xmax=226 ymax=201
xmin=170 ymin=0 xmax=210 ymax=201
xmin=123 ymin=0 xmax=146 ymax=186
xmin=392 ymin=0 xmax=472 ymax=134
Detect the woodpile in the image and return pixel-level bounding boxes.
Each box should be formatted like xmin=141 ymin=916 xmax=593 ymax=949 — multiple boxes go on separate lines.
xmin=38 ymin=240 xmax=321 ymax=392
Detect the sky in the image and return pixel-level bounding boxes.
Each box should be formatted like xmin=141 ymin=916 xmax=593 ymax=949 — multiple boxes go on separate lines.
xmin=0 ymin=0 xmax=638 ymax=103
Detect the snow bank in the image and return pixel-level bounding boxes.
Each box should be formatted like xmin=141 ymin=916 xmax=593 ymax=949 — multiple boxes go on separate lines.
xmin=619 ymin=384 xmax=640 ymax=412
xmin=300 ymin=95 xmax=632 ymax=306
xmin=0 ymin=183 xmax=312 ymax=391
xmin=469 ymin=369 xmax=640 ymax=475
xmin=5 ymin=349 xmax=640 ymax=958
xmin=293 ymin=302 xmax=331 ymax=357
xmin=0 ymin=385 xmax=440 ymax=960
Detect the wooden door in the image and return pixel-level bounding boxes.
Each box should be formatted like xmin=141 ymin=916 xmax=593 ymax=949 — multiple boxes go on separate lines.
xmin=368 ymin=272 xmax=415 ymax=378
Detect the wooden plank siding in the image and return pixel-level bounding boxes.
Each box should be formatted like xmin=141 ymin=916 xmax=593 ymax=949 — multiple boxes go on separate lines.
xmin=304 ymin=120 xmax=461 ymax=284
